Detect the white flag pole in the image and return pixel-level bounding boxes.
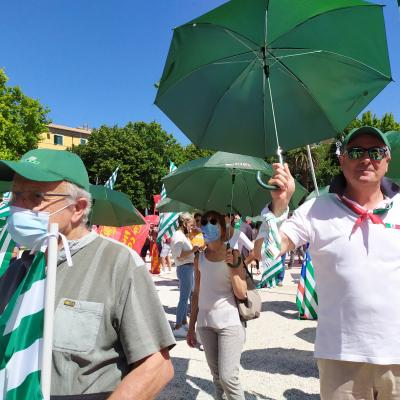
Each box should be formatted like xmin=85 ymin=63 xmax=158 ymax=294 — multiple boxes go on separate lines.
xmin=41 ymin=223 xmax=58 ymax=400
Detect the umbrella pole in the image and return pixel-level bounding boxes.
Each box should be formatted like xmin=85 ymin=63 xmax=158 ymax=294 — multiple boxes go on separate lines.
xmin=306 ymin=145 xmax=319 ymax=196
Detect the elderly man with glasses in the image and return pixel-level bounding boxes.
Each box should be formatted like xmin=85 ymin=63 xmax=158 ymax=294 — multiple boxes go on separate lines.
xmin=0 ymin=149 xmax=175 ymax=400
xmin=256 ymin=126 xmax=400 ymax=399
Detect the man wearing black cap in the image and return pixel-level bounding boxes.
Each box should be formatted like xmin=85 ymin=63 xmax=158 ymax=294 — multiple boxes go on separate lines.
xmin=258 ymin=127 xmax=400 ymax=398
xmin=0 ymin=149 xmax=175 ymax=399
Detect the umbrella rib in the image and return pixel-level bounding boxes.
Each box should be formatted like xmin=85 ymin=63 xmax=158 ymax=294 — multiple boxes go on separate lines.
xmin=183 ymin=22 xmax=260 ymax=48
xmin=266 ymin=52 xmax=354 ymax=134
xmin=198 ymin=59 xmax=259 ymax=147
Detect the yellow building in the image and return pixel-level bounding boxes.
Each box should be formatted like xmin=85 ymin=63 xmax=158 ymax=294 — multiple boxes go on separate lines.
xmin=38 ymin=123 xmax=91 ymax=150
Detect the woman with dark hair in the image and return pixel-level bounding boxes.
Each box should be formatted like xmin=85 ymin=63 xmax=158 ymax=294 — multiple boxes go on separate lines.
xmin=170 ymin=212 xmax=199 ymax=337
xmin=187 ymin=210 xmax=247 ymax=400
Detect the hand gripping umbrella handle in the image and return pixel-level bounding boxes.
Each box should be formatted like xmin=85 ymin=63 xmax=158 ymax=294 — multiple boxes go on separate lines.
xmin=256 ymin=171 xmax=278 ymax=190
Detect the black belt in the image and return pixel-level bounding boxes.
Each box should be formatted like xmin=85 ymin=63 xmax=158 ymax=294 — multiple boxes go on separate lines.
xmin=51 ymin=393 xmax=111 ymax=400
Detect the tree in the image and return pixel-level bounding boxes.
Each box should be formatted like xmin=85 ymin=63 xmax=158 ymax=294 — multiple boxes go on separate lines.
xmin=0 ymin=69 xmax=50 ymax=159
xmin=72 ymin=122 xmax=187 ymax=211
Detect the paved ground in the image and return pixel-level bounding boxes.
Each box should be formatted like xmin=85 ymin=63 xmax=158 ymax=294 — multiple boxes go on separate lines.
xmin=150 ymin=265 xmax=320 ymax=400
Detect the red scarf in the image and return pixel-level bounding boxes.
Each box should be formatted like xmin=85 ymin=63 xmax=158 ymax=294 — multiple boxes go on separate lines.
xmin=338 ymin=195 xmax=386 ymax=233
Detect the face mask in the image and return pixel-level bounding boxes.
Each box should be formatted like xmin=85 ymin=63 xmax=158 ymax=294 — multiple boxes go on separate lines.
xmin=201 ymin=223 xmax=221 ymax=244
xmin=7 ymin=204 xmax=72 ymax=250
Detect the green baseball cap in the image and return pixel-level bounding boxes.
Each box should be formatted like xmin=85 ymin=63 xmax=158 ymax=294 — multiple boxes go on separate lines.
xmin=342 ymin=126 xmax=391 ymax=151
xmin=0 ymin=149 xmax=90 ymax=190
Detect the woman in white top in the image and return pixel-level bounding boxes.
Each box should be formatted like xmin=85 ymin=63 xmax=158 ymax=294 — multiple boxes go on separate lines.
xmin=170 ymin=212 xmax=199 ymax=337
xmin=187 ymin=211 xmax=247 ymax=400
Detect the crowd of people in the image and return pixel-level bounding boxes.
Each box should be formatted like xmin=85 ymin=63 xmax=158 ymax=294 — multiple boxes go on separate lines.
xmin=1 ymin=125 xmax=399 ymax=399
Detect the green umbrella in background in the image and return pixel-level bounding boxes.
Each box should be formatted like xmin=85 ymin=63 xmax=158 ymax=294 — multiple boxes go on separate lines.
xmin=156 ymin=197 xmax=201 ymax=213
xmin=155 ymin=0 xmax=392 ymax=158
xmin=89 ymin=185 xmax=145 ymax=226
xmin=162 ymin=152 xmax=307 ymax=216
xmin=305 ymin=186 xmax=330 ymax=202
xmin=386 ymin=131 xmax=400 ymax=186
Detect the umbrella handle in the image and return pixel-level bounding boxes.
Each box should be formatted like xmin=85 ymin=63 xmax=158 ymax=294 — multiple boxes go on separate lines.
xmin=256 ymin=171 xmax=278 ymax=190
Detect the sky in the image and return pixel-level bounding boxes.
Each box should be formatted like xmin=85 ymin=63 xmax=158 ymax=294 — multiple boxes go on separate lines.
xmin=1 ymin=0 xmax=399 ymax=146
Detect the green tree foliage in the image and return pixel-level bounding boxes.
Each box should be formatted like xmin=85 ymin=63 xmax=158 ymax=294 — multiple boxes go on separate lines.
xmin=72 ymin=122 xmax=211 ymax=211
xmin=0 ymin=70 xmax=50 ymax=159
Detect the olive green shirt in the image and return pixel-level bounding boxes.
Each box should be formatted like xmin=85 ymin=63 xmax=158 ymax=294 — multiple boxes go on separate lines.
xmin=51 ymin=234 xmax=175 ymax=395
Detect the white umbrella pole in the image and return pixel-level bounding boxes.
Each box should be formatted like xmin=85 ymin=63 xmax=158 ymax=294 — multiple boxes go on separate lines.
xmin=306 ymin=145 xmax=319 ymax=196
xmin=41 ymin=223 xmax=58 ymax=400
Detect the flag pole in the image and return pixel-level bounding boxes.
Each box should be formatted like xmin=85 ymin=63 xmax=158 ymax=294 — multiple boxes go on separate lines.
xmin=41 ymin=223 xmax=58 ymax=400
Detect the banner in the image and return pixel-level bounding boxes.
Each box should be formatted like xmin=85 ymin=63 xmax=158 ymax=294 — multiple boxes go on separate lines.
xmin=97 ymin=224 xmax=150 ymax=255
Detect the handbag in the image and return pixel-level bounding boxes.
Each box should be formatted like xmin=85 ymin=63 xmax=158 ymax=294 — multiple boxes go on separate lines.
xmin=236 ymin=266 xmax=262 ymax=321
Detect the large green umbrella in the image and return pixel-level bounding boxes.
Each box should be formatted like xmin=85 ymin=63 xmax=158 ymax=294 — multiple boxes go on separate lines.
xmin=89 ymin=185 xmax=145 ymax=226
xmin=386 ymin=131 xmax=400 ymax=186
xmin=155 ymin=0 xmax=392 ymax=158
xmin=156 ymin=197 xmax=201 ymax=213
xmin=162 ymin=152 xmax=307 ymax=216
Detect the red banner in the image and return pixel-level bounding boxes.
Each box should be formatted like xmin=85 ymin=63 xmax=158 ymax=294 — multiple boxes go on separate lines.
xmin=97 ymin=223 xmax=150 ymax=255
xmin=153 ymin=195 xmax=161 ymax=214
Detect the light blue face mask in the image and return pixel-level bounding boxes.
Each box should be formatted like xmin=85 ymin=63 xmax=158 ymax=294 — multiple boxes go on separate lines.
xmin=7 ymin=204 xmax=72 ymax=250
xmin=201 ymin=223 xmax=221 ymax=244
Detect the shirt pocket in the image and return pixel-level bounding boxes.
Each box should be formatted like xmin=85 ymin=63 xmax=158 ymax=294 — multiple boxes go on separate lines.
xmin=53 ymin=298 xmax=104 ymax=354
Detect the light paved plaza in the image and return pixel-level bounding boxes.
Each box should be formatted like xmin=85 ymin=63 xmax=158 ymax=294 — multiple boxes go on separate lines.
xmin=151 ymin=266 xmax=320 ymax=400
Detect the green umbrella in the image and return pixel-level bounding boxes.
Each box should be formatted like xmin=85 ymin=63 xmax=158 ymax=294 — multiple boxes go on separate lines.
xmin=89 ymin=185 xmax=145 ymax=226
xmin=305 ymin=186 xmax=330 ymax=202
xmin=156 ymin=197 xmax=201 ymax=213
xmin=162 ymin=152 xmax=307 ymax=216
xmin=386 ymin=131 xmax=400 ymax=186
xmin=155 ymin=0 xmax=391 ymax=158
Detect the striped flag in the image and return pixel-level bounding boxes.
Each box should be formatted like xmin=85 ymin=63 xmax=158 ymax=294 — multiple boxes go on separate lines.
xmin=256 ymin=211 xmax=283 ymax=288
xmin=104 ymin=166 xmax=120 ymax=190
xmin=296 ymin=246 xmax=318 ymax=320
xmin=157 ymin=162 xmax=179 ymax=242
xmin=0 ymin=252 xmax=46 ymax=399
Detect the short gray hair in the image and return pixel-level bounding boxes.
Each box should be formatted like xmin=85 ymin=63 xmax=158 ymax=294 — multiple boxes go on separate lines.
xmin=65 ymin=181 xmax=92 ymax=225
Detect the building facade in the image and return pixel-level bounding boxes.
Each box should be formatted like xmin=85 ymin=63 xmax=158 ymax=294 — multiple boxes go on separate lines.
xmin=39 ymin=123 xmax=91 ymax=150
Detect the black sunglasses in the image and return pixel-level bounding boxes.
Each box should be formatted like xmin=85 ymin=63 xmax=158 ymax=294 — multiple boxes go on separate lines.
xmin=201 ymin=217 xmax=218 ymax=226
xmin=345 ymin=146 xmax=389 ymax=161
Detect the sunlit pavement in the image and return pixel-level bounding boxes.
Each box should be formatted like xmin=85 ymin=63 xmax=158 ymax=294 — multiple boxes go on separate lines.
xmin=150 ymin=264 xmax=320 ymax=400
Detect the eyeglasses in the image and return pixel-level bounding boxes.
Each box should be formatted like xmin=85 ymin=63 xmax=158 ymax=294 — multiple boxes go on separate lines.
xmin=10 ymin=191 xmax=71 ymax=207
xmin=344 ymin=146 xmax=389 ymax=161
xmin=201 ymin=217 xmax=218 ymax=226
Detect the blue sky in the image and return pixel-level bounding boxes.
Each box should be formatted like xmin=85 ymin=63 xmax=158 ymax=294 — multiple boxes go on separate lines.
xmin=1 ymin=0 xmax=399 ymax=146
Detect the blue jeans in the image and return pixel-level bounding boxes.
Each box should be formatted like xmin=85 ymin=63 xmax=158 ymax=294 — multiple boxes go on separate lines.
xmin=176 ymin=264 xmax=194 ymax=326
xmin=277 ymin=254 xmax=286 ymax=282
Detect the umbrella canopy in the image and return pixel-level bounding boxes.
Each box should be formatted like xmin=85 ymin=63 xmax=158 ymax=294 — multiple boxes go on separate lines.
xmin=162 ymin=152 xmax=307 ymax=216
xmin=386 ymin=131 xmax=400 ymax=186
xmin=305 ymin=186 xmax=330 ymax=202
xmin=155 ymin=0 xmax=392 ymax=157
xmin=156 ymin=197 xmax=200 ymax=213
xmin=89 ymin=185 xmax=145 ymax=226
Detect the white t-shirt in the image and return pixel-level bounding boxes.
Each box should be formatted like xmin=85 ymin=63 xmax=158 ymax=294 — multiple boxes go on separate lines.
xmin=228 ymin=229 xmax=254 ymax=252
xmin=281 ymin=192 xmax=400 ymax=364
xmin=170 ymin=230 xmax=194 ymax=267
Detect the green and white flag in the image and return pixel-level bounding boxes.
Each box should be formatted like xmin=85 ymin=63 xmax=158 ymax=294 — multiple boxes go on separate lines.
xmin=0 ymin=251 xmax=46 ymax=400
xmin=157 ymin=161 xmax=179 ymax=241
xmin=256 ymin=211 xmax=283 ymax=288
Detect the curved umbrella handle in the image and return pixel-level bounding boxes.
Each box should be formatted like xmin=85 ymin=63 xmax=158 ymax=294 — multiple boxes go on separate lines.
xmin=256 ymin=171 xmax=278 ymax=190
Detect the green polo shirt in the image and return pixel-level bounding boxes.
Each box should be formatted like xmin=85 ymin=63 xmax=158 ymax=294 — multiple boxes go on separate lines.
xmin=51 ymin=234 xmax=175 ymax=395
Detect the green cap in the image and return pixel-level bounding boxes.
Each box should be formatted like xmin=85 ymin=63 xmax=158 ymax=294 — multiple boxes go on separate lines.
xmin=342 ymin=126 xmax=391 ymax=151
xmin=0 ymin=149 xmax=90 ymax=190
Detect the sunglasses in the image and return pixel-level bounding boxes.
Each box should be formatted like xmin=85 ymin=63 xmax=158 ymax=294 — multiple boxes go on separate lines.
xmin=345 ymin=146 xmax=389 ymax=161
xmin=201 ymin=217 xmax=218 ymax=226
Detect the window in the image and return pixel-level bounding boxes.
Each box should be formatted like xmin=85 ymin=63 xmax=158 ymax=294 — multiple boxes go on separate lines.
xmin=80 ymin=138 xmax=87 ymax=145
xmin=54 ymin=135 xmax=63 ymax=146
xmin=46 ymin=133 xmax=50 ymax=139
